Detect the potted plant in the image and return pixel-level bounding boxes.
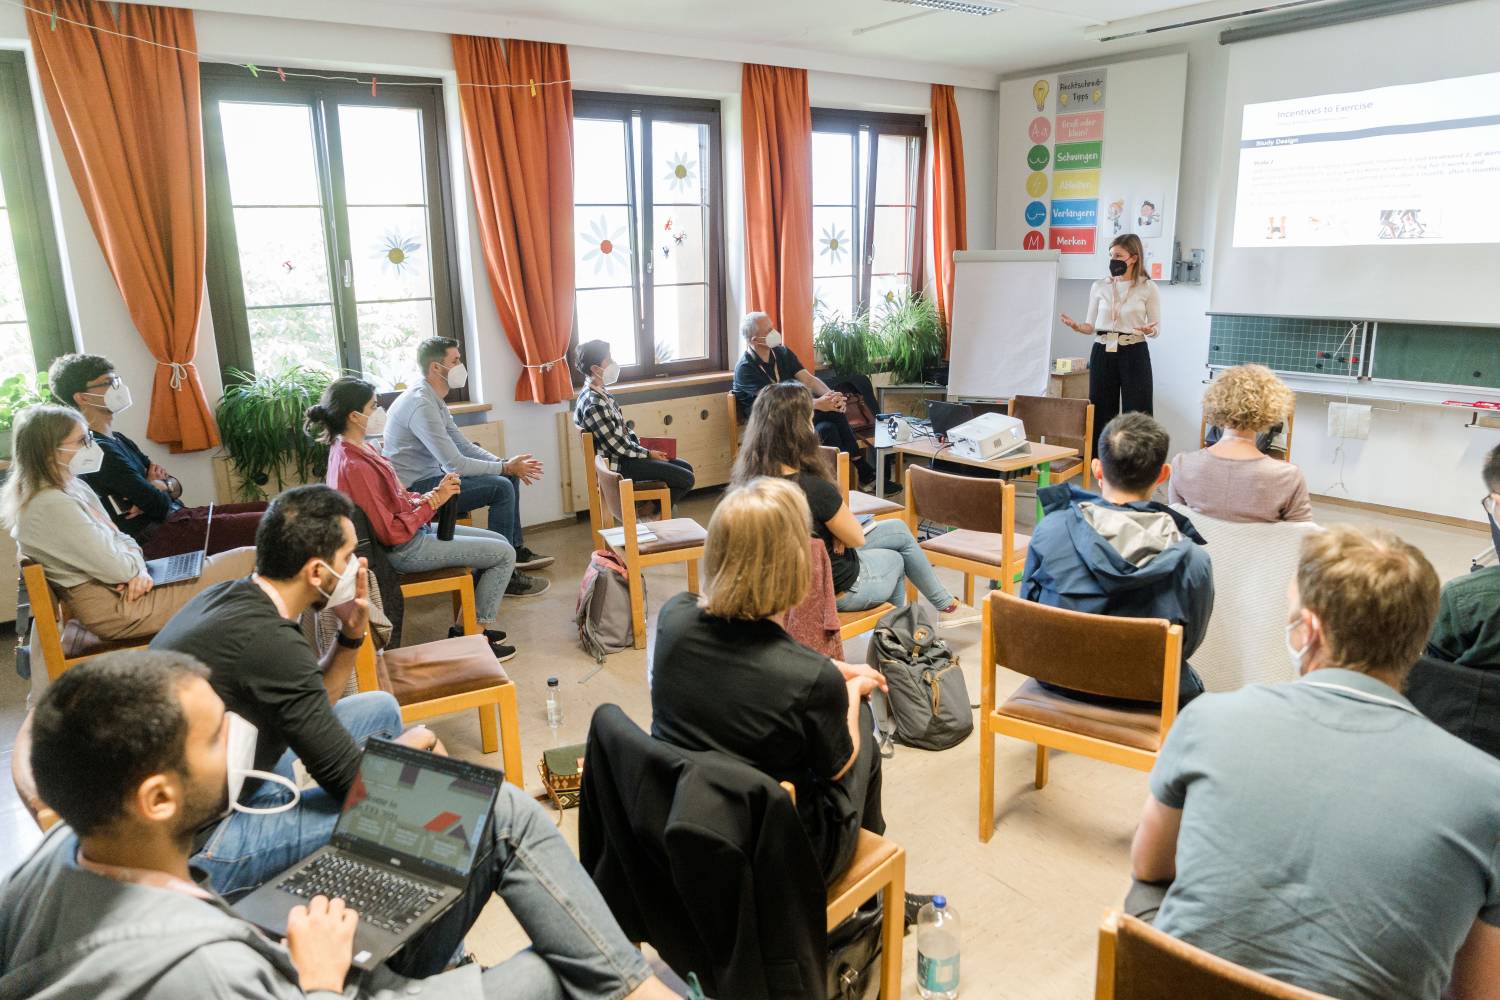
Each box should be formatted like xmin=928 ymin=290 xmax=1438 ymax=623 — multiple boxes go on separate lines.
xmin=874 ymin=290 xmax=946 ymax=386
xmin=215 ymin=366 xmax=334 ymax=500
xmin=0 ymin=371 xmax=52 ymax=461
xmin=813 ymin=310 xmax=875 ymax=380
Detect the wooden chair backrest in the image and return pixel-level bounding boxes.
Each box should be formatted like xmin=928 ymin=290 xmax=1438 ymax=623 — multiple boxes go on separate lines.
xmin=818 ymin=445 xmax=850 ymax=503
xmin=580 ymin=431 xmax=605 ymax=545
xmin=20 ymin=560 xmax=69 ymax=681
xmin=907 ymin=463 xmax=1011 ymax=535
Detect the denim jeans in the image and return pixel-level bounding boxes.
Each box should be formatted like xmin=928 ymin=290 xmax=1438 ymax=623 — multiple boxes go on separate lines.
xmin=836 ymin=519 xmax=955 ymax=613
xmin=192 ymin=691 xmax=403 ymax=899
xmin=412 ymin=473 xmax=524 ymax=549
xmin=387 ymin=784 xmax=654 ymax=999
xmin=386 ymin=524 xmax=515 ymax=624
xmin=616 ymin=455 xmax=696 ymax=507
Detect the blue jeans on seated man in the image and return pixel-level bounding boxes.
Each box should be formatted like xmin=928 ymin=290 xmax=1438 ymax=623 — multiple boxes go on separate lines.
xmin=410 ymin=473 xmax=524 ymax=550
xmin=191 ymin=691 xmax=403 ymax=899
xmin=386 ymin=523 xmax=515 ymax=624
xmin=835 ymin=520 xmax=956 ymax=613
xmin=387 ymin=783 xmax=655 ymax=998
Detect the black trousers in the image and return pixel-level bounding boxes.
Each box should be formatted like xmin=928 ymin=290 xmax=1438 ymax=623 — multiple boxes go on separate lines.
xmin=616 ymin=456 xmax=696 ymax=507
xmin=1124 ymin=879 xmax=1170 ymax=924
xmin=814 ymin=409 xmax=875 ymax=484
xmin=823 ymin=700 xmax=885 ymax=885
xmin=1088 ymin=340 xmax=1154 ymax=456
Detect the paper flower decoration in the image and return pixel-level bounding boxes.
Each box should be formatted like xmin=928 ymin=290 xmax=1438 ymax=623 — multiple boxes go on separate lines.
xmin=819 ymin=225 xmax=848 ymax=264
xmin=375 ymin=230 xmax=422 ymax=276
xmin=581 ymin=215 xmax=630 ymax=276
xmin=663 ymin=152 xmax=697 ymax=193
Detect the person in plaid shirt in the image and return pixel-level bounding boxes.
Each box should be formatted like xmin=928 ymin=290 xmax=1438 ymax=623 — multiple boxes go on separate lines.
xmin=572 ymin=340 xmax=695 ymax=506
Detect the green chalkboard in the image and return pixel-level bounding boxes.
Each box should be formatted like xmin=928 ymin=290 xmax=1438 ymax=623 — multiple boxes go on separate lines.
xmin=1207 ymin=315 xmax=1365 ymax=376
xmin=1370 ymin=323 xmax=1500 ymax=389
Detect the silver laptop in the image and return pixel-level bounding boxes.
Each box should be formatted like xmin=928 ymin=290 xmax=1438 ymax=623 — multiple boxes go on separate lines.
xmin=143 ymin=503 xmax=212 ymax=584
xmin=233 ymin=738 xmax=501 ymax=971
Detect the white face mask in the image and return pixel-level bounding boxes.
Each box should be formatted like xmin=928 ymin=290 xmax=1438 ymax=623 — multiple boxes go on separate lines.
xmin=315 ymin=556 xmax=359 ymax=608
xmin=82 ymin=383 xmax=133 ymax=414
xmin=763 ymin=330 xmax=784 ymax=350
xmin=443 ymin=362 xmax=468 ymax=390
xmin=62 ymin=439 xmax=105 ymax=476
xmin=1285 ymin=619 xmax=1312 ymax=674
xmin=225 ymin=712 xmax=301 ymax=816
xmin=601 ymin=361 xmax=621 ymax=386
xmin=362 ymin=405 xmax=388 ymax=437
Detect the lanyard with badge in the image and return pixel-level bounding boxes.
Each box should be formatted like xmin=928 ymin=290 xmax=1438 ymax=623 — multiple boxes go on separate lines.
xmin=1302 ymin=681 xmax=1424 ymax=718
xmin=747 ymin=347 xmax=783 ymax=385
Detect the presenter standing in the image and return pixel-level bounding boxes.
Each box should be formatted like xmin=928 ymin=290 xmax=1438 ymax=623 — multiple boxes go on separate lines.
xmin=1059 ymin=234 xmax=1160 ymax=455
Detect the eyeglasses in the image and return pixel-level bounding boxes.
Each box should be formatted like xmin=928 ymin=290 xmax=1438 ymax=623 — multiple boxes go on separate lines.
xmin=85 ymin=375 xmax=122 ymax=391
xmin=60 ymin=431 xmax=95 ymax=451
xmin=1484 ymin=494 xmax=1498 ymax=519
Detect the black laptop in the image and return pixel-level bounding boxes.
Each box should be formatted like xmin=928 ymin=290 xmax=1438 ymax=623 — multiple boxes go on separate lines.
xmin=234 ymin=738 xmax=502 ymax=970
xmin=925 ymin=400 xmax=975 ymax=441
xmin=143 ymin=504 xmax=212 ymax=585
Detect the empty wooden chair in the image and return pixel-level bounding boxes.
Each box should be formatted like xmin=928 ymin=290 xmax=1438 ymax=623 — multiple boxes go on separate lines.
xmin=979 ymin=590 xmax=1181 ymax=842
xmin=1008 ymin=395 xmax=1094 ymax=491
xmin=397 ymin=568 xmax=479 ymax=637
xmin=579 ymin=431 xmax=673 ymax=551
xmin=905 ymin=463 xmax=1027 ymax=604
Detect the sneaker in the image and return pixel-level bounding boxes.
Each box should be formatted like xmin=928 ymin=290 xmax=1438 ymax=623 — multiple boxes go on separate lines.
xmin=515 ymin=546 xmax=554 ymax=571
xmin=505 ymin=572 xmax=551 ymax=598
xmin=449 ymin=625 xmax=507 ymax=644
xmin=903 ymin=892 xmax=936 ymax=933
xmin=938 ymin=601 xmax=982 ymax=628
xmin=489 ymin=642 xmax=517 ymax=664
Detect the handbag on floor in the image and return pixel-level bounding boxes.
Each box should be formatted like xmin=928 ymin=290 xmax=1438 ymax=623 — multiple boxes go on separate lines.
xmin=826 ymin=903 xmax=883 ymax=1000
xmin=576 ymin=550 xmax=639 ymax=662
xmin=866 ymin=603 xmax=974 ymax=751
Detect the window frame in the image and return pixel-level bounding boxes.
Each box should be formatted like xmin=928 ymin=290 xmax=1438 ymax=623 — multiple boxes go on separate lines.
xmin=571 ymin=90 xmax=726 ymax=385
xmin=200 ymin=63 xmax=467 ymax=396
xmin=0 ymin=50 xmax=74 ymax=374
xmin=810 ymin=108 xmax=927 ymax=318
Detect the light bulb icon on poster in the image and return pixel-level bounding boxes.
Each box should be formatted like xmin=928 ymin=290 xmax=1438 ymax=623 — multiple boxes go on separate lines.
xmin=1032 ymin=79 xmax=1049 ymax=112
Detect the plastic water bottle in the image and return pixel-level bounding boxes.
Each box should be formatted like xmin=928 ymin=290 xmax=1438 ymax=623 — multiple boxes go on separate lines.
xmin=545 ymin=677 xmax=562 ymax=731
xmin=916 ymin=895 xmax=960 ymax=999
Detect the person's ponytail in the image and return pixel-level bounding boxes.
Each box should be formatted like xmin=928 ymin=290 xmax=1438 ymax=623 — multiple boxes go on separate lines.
xmin=305 ymin=377 xmax=376 ymax=443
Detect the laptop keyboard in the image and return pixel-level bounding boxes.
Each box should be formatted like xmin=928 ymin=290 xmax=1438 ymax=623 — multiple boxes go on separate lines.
xmin=277 ymin=854 xmax=445 ymax=934
xmin=152 ymin=551 xmax=201 ymax=579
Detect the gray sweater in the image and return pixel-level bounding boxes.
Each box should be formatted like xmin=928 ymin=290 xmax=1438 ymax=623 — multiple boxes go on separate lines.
xmin=11 ymin=482 xmax=146 ymax=589
xmin=0 ymin=826 xmax=483 ymax=1000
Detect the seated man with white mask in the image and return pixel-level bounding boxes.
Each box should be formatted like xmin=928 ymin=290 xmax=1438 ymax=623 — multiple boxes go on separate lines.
xmin=48 ymin=352 xmax=266 ymax=558
xmin=148 ymin=485 xmax=438 ymax=898
xmin=383 ymin=337 xmax=552 ymax=597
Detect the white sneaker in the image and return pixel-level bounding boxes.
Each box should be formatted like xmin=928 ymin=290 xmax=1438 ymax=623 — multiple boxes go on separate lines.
xmin=938 ymin=602 xmax=981 ymax=628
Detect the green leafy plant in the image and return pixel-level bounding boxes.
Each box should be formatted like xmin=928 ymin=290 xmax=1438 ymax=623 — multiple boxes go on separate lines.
xmin=874 ymin=290 xmax=946 ymax=385
xmin=813 ymin=311 xmax=874 ymax=379
xmin=215 ymin=366 xmax=334 ymax=500
xmin=0 ymin=372 xmax=52 ymax=460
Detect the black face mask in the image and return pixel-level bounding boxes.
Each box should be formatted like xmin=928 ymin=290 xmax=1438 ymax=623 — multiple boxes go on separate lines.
xmin=1108 ymin=258 xmax=1128 ymax=277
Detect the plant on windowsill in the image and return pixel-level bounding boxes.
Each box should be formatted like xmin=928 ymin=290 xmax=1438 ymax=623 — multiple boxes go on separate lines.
xmin=874 ymin=290 xmax=946 ymax=386
xmin=0 ymin=372 xmax=52 ymax=462
xmin=813 ymin=310 xmax=875 ymax=379
xmin=215 ymin=366 xmax=335 ymax=501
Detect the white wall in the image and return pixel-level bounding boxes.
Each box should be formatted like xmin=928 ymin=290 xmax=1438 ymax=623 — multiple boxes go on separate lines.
xmin=0 ymin=9 xmax=997 ymax=526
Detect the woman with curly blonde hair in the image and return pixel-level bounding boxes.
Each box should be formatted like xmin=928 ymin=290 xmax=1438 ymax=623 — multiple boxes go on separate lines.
xmin=1168 ymin=364 xmax=1312 ymax=521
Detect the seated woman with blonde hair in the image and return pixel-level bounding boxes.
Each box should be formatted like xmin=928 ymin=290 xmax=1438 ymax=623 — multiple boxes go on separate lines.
xmin=1168 ymin=364 xmax=1312 ymax=522
xmin=1 ymin=405 xmax=255 ymax=646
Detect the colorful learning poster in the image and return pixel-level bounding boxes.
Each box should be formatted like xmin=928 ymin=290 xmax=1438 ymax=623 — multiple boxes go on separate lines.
xmin=1048 ymin=228 xmax=1096 ymax=254
xmin=1057 ymin=69 xmax=1106 ymax=111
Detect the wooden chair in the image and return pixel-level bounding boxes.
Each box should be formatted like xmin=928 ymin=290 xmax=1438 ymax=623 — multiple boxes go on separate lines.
xmin=593 ymin=457 xmax=706 ymax=650
xmin=979 ymin=590 xmax=1182 ymax=842
xmin=579 ymin=432 xmax=672 ymax=551
xmin=726 ymin=391 xmax=742 ymax=463
xmin=397 ymin=568 xmax=479 ymax=637
xmin=904 ymin=464 xmax=1027 ymax=605
xmin=1197 ymin=408 xmax=1297 ymax=462
xmin=820 ymin=446 xmax=903 ymax=523
xmin=1096 ymin=910 xmax=1335 ymax=999
xmin=355 ymin=632 xmax=524 ymax=785
xmin=1008 ymin=395 xmax=1094 ymax=491
xmin=20 ymin=560 xmax=152 ymax=682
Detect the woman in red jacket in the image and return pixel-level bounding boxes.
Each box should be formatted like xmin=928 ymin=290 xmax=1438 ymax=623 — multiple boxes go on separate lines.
xmin=310 ymin=377 xmax=517 ymax=661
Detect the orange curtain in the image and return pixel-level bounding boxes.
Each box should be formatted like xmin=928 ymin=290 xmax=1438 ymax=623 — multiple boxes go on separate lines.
xmin=930 ymin=84 xmax=968 ymax=354
xmin=452 ymin=36 xmax=574 ymax=404
xmin=742 ymin=64 xmax=814 ymax=363
xmin=28 ymin=0 xmax=217 ymax=452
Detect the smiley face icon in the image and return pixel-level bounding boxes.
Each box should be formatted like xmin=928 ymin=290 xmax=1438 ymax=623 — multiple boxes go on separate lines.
xmin=1026 ymin=144 xmax=1050 ymax=171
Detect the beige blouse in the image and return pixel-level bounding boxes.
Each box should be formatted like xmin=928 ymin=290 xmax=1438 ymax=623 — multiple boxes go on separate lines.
xmin=1167 ymin=450 xmax=1313 ymax=523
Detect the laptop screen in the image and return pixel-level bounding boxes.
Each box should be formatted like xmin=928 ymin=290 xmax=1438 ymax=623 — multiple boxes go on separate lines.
xmin=334 ymin=739 xmax=501 ymax=878
xmin=926 ymin=400 xmax=975 ymax=439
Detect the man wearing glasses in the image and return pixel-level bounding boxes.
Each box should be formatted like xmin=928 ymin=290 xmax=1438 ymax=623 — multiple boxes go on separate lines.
xmin=1425 ymin=444 xmax=1500 ymax=669
xmin=48 ymin=354 xmax=266 ymax=559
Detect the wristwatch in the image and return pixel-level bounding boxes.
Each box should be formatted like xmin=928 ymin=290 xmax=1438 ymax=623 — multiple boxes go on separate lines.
xmin=335 ymin=630 xmax=365 ymax=649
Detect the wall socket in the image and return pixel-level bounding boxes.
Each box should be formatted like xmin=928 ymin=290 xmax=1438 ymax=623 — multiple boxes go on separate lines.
xmin=1328 ymin=402 xmax=1372 ymax=439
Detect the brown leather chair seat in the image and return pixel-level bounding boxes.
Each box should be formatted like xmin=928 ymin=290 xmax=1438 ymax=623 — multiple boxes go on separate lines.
xmin=378 ymin=634 xmax=509 ymax=705
xmin=999 ymin=678 xmax=1163 ymax=752
xmin=634 ymin=517 xmax=708 ymax=555
xmin=921 ymin=528 xmax=1031 ymax=566
xmin=849 ymin=491 xmax=904 ymax=519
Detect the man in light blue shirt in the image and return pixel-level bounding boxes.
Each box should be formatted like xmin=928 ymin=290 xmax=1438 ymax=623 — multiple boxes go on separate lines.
xmin=385 ymin=338 xmax=551 ymax=596
xmin=1129 ymin=525 xmax=1500 ymax=1000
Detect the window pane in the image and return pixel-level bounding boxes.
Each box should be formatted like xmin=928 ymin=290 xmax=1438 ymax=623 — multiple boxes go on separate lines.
xmin=813 ymin=206 xmax=856 ymax=279
xmin=357 ymin=300 xmax=435 ymax=390
xmin=870 ymin=275 xmax=909 ymax=318
xmin=574 ymin=118 xmax=630 ymax=204
xmin=870 ymin=206 xmax=913 ymax=278
xmin=653 ymin=283 xmax=705 ymax=363
xmin=247 ymin=305 xmax=339 ymax=374
xmin=349 ymin=206 xmax=432 ymax=302
xmin=653 ymin=120 xmax=704 ymax=205
xmin=0 ymin=323 xmax=33 ymax=382
xmin=652 ymin=205 xmax=705 ymax=286
xmin=575 ymin=207 xmax=634 ymax=289
xmin=0 ymin=207 xmax=27 ymax=324
xmin=232 ymin=207 xmax=334 ymax=307
xmin=874 ymin=134 xmax=916 ymax=205
xmin=814 ymin=278 xmax=853 ymax=324
xmin=219 ymin=102 xmax=321 ymax=205
xmin=575 ymin=287 xmax=637 ymax=367
xmin=338 ymin=106 xmax=425 ymax=206
xmin=812 ymin=131 xmax=853 ymax=205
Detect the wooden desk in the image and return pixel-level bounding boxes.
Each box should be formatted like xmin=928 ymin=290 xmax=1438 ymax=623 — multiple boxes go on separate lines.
xmin=880 ymin=438 xmax=1079 ymax=524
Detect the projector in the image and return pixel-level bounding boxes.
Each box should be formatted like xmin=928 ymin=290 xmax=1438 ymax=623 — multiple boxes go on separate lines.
xmin=947 ymin=413 xmax=1029 ymax=461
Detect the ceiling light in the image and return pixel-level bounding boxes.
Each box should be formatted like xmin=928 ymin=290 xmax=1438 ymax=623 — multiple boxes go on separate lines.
xmin=883 ymin=0 xmax=1010 ymax=15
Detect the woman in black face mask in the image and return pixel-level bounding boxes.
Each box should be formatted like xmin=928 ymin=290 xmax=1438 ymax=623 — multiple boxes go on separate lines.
xmin=1059 ymin=233 xmax=1161 ymax=459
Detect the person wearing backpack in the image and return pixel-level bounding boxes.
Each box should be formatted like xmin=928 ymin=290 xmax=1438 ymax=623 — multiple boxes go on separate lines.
xmin=649 ymin=476 xmax=938 ymax=925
